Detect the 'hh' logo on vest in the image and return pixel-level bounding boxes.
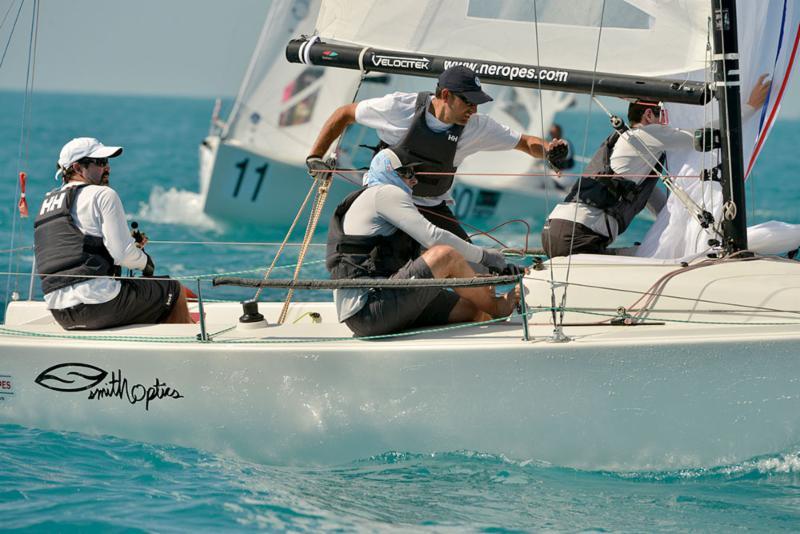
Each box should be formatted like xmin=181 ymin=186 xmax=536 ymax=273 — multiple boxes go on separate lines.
xmin=39 ymin=192 xmax=66 ymax=215
xmin=448 ymin=134 xmax=459 ymax=142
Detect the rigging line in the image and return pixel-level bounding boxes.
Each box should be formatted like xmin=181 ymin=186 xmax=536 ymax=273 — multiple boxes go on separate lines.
xmin=9 ymin=0 xmax=36 ymax=301
xmin=277 ymin=70 xmax=368 ymax=322
xmin=558 ymin=0 xmax=608 ymax=332
xmin=715 ymin=0 xmax=737 ymax=217
xmin=0 ymin=0 xmax=15 ymax=32
xmin=414 ymin=205 xmax=514 ymax=250
xmin=3 ymin=0 xmax=29 ymax=311
xmin=22 ymin=0 xmax=37 ymax=167
xmin=317 ymin=168 xmax=704 ymax=179
xmin=0 ymin=0 xmax=21 ymax=69
xmin=532 ymin=261 xmax=800 ymax=316
xmin=702 ymin=16 xmax=713 ymax=219
xmin=530 ymin=0 xmax=561 ymax=332
xmin=148 ymin=240 xmax=326 ymax=247
xmin=252 ymin=177 xmax=318 ymax=302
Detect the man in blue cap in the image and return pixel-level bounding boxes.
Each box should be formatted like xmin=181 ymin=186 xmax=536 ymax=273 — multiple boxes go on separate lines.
xmin=308 ymin=65 xmax=568 ymax=241
xmin=326 ymin=147 xmax=521 ymax=337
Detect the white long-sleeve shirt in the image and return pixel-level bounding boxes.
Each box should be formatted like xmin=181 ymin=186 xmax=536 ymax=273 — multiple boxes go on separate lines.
xmin=44 ymin=182 xmax=148 ymax=310
xmin=334 ymin=184 xmax=486 ymax=321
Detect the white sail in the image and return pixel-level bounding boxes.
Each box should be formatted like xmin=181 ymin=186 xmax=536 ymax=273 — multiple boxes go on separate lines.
xmin=637 ymin=0 xmax=800 ymax=259
xmin=223 ymin=0 xmax=364 ymax=165
xmin=316 ymin=0 xmax=710 ymax=78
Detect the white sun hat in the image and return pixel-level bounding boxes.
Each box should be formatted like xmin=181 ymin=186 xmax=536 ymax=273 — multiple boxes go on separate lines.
xmin=55 ymin=137 xmax=123 ymax=180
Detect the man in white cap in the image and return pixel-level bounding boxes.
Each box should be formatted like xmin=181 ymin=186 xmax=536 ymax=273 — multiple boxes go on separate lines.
xmin=326 ymin=148 xmax=520 ymax=337
xmin=307 ymin=65 xmax=568 ymax=241
xmin=33 ymin=137 xmax=193 ymax=330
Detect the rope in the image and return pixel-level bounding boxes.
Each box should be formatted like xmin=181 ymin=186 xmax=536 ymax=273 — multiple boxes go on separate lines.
xmin=278 ymin=173 xmax=332 ymax=323
xmin=277 ymin=70 xmax=369 ymax=323
xmin=551 ymin=0 xmax=608 ymax=337
xmin=214 ymin=274 xmax=521 ymax=289
xmin=4 ymin=0 xmax=36 ymax=310
xmin=309 ymin=168 xmax=705 ymax=179
xmin=251 ymin=178 xmax=319 ymax=302
xmin=147 ymin=240 xmax=326 ymax=248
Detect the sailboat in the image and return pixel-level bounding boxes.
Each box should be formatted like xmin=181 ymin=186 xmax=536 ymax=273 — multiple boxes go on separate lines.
xmin=198 ymin=0 xmax=574 ymax=228
xmin=2 ymin=0 xmax=800 ymax=471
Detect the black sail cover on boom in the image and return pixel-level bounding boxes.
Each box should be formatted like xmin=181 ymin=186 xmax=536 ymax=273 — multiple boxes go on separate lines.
xmin=389 ymin=92 xmax=464 ymax=198
xmin=565 ymin=132 xmax=664 ymax=235
xmin=326 ymin=188 xmax=421 ymax=279
xmin=34 ymin=184 xmax=118 ymax=294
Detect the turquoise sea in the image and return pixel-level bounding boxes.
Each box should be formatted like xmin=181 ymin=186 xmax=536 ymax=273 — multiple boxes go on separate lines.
xmin=2 ymin=90 xmax=800 ymax=531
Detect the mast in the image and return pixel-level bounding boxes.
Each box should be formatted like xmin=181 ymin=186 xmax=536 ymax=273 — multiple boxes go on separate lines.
xmin=286 ymin=38 xmax=710 ymax=105
xmin=712 ymin=0 xmax=748 ymax=253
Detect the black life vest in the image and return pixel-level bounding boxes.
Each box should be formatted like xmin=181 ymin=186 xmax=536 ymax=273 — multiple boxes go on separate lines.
xmin=326 ymin=187 xmax=421 ymax=280
xmin=33 ymin=184 xmax=118 ymax=294
xmin=388 ymin=92 xmax=464 ymax=198
xmin=564 ymin=132 xmax=665 ymax=235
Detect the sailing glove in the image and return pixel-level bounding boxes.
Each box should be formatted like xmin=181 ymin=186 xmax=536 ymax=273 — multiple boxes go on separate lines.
xmin=305 ymin=156 xmax=332 ymax=179
xmin=546 ymin=142 xmax=569 ymax=166
xmin=480 ymin=248 xmax=508 ymax=274
xmin=142 ymin=252 xmax=155 ymax=277
xmin=501 ymin=263 xmax=525 ymax=277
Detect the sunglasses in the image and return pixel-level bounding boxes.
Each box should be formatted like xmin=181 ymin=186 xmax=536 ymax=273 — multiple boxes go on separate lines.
xmin=452 ymin=92 xmax=474 ymax=106
xmin=79 ymin=157 xmax=109 ymax=167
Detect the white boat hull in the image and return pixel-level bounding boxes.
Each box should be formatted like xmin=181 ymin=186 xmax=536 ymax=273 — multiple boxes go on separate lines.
xmin=2 ymin=257 xmax=800 ymax=470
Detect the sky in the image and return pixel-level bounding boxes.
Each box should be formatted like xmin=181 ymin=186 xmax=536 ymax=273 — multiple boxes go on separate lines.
xmin=0 ymin=0 xmax=268 ymax=98
xmin=0 ymin=0 xmax=799 ymax=117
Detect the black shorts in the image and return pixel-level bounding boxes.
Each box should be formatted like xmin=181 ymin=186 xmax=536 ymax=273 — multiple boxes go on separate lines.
xmin=50 ymin=278 xmax=181 ymax=330
xmin=344 ymin=257 xmax=460 ymax=337
xmin=541 ymin=218 xmax=611 ymax=258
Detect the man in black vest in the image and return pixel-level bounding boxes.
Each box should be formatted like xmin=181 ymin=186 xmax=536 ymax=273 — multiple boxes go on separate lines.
xmin=541 ymin=100 xmax=693 ymax=257
xmin=307 ymin=66 xmax=567 ymax=241
xmin=34 ymin=137 xmax=194 ymax=330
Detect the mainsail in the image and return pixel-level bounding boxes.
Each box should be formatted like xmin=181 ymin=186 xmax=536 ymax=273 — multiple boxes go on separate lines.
xmin=222 ymin=0 xmax=574 ymax=176
xmin=315 ymin=0 xmax=710 ymax=78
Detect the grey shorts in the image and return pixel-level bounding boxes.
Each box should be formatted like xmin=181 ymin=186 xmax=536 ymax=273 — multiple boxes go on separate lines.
xmin=345 ymin=257 xmax=460 ymax=337
xmin=51 ymin=278 xmax=181 ymax=330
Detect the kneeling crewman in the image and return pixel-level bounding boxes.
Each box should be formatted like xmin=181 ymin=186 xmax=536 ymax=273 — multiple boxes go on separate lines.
xmin=327 ymin=148 xmax=520 ymax=337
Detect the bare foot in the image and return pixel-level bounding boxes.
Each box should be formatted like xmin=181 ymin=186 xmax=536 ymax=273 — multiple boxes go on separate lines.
xmin=493 ymin=285 xmax=521 ymax=317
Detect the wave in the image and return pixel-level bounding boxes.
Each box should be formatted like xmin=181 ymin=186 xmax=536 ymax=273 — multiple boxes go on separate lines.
xmin=135 ymin=186 xmax=225 ymax=233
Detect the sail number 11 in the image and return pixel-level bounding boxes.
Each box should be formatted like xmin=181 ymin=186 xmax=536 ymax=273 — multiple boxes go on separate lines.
xmin=233 ymin=158 xmax=269 ymax=201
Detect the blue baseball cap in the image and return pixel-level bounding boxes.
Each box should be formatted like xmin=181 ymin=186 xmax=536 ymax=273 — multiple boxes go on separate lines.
xmin=437 ymin=66 xmax=493 ymax=105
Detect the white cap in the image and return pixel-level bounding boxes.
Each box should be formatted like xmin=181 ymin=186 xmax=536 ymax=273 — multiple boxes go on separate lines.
xmin=55 ymin=137 xmax=123 ymax=180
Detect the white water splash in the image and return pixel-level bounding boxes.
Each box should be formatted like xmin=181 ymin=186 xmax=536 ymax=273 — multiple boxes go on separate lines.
xmin=135 ymin=186 xmax=224 ymax=233
xmin=755 ymin=452 xmax=800 ymax=474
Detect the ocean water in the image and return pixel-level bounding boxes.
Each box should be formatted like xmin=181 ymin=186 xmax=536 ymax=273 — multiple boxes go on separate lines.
xmin=2 ymin=90 xmax=800 ymax=531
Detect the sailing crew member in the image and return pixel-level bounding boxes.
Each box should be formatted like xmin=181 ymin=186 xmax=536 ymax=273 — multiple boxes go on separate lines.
xmin=327 ymin=148 xmax=521 ymax=337
xmin=308 ymin=65 xmax=569 ymax=241
xmin=540 ymin=100 xmax=681 ymax=257
xmin=34 ymin=137 xmax=194 ymax=330
xmin=548 ymin=123 xmax=575 ymax=171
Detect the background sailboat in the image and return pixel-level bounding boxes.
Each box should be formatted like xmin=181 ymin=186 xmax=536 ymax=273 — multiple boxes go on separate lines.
xmin=198 ymin=0 xmax=574 ymax=228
